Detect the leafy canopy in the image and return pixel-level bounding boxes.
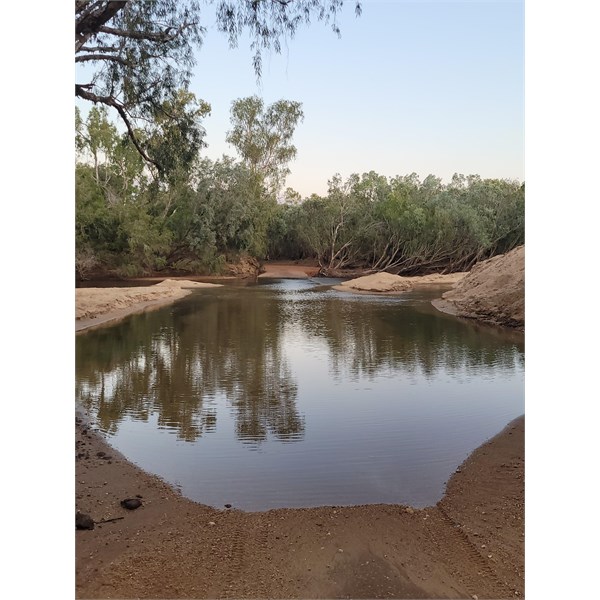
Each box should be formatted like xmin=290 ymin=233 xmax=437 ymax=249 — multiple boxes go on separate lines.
xmin=75 ymin=1 xmax=361 ymax=171
xmin=227 ymin=96 xmax=304 ymax=193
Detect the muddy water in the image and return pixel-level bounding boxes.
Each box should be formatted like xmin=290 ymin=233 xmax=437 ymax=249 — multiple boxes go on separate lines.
xmin=76 ymin=279 xmax=524 ymax=511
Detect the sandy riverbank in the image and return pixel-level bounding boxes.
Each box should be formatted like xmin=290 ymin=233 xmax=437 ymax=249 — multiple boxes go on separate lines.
xmin=258 ymin=262 xmax=321 ymax=279
xmin=75 ymin=413 xmax=524 ymax=599
xmin=75 ymin=271 xmax=524 ymax=597
xmin=76 ymin=279 xmax=222 ymax=332
xmin=333 ymin=271 xmax=467 ymax=294
xmin=432 ymin=246 xmax=525 ymax=330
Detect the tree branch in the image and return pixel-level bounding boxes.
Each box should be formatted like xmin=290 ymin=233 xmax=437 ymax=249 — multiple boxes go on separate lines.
xmin=75 ymin=84 xmax=161 ymax=174
xmin=75 ymin=54 xmax=132 ymax=66
xmin=79 ymin=44 xmax=121 ymax=53
xmin=98 ymin=22 xmax=192 ymax=43
xmin=76 ymin=0 xmax=128 ymax=52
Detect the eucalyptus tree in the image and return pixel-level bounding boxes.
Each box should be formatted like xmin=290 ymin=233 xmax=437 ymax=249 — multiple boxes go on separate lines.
xmin=75 ymin=0 xmax=361 ymax=171
xmin=226 ymin=96 xmax=304 ymax=193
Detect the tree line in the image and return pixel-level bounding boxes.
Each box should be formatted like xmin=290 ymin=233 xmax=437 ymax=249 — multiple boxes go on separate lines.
xmin=76 ymin=98 xmax=524 ymax=279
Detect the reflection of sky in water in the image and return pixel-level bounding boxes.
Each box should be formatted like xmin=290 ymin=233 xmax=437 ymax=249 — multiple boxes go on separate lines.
xmin=76 ymin=280 xmax=524 ymax=511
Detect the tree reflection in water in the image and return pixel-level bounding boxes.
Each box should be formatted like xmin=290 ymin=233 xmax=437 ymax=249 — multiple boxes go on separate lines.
xmin=76 ymin=284 xmax=523 ymax=443
xmin=76 ymin=289 xmax=304 ymax=443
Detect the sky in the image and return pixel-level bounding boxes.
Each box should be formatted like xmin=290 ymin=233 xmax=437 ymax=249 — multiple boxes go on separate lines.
xmin=76 ymin=0 xmax=524 ymax=197
xmin=192 ymin=0 xmax=525 ymax=196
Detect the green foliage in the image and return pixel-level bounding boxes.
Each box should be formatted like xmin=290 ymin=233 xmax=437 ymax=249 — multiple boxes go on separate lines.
xmin=267 ymin=172 xmax=525 ymax=275
xmin=227 ymin=96 xmax=304 ymax=193
xmin=145 ymin=90 xmax=212 ymax=181
xmin=76 ymin=1 xmax=359 ymax=169
xmin=75 ymin=84 xmax=523 ymax=279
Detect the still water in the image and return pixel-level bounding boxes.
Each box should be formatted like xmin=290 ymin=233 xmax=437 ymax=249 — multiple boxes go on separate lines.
xmin=76 ymin=279 xmax=524 ymax=511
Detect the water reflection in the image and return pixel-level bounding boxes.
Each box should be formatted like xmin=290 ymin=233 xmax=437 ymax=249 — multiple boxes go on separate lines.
xmin=76 ymin=281 xmax=524 ymax=509
xmin=294 ymin=293 xmax=523 ymax=381
xmin=76 ymin=289 xmax=304 ymax=443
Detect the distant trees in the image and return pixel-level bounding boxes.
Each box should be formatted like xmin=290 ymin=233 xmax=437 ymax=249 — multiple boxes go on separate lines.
xmin=227 ymin=96 xmax=304 ymax=194
xmin=267 ymin=172 xmax=525 ymax=275
xmin=75 ymin=93 xmax=523 ymax=279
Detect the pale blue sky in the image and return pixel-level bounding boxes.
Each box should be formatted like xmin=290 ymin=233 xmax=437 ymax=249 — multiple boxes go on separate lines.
xmin=77 ymin=0 xmax=524 ymax=196
xmin=192 ymin=0 xmax=524 ymax=195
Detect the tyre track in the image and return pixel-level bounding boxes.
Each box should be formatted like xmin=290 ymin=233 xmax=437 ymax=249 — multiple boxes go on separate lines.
xmin=435 ymin=504 xmax=514 ymax=598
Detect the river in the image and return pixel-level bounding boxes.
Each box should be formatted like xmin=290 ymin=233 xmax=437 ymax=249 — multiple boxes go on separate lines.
xmin=76 ymin=278 xmax=524 ymax=511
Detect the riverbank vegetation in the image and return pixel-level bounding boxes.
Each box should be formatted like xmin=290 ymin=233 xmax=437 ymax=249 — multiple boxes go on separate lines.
xmin=75 ymin=1 xmax=523 ymax=280
xmin=76 ymin=102 xmax=524 ymax=279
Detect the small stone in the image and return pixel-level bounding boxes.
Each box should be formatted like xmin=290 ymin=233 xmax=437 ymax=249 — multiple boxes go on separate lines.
xmin=121 ymin=498 xmax=142 ymax=510
xmin=487 ymin=554 xmax=493 ymax=559
xmin=208 ymin=521 xmax=216 ymax=526
xmin=472 ymin=595 xmax=478 ymax=600
xmin=405 ymin=507 xmax=415 ymax=514
xmin=76 ymin=512 xmax=94 ymax=530
xmin=224 ymin=503 xmax=232 ymax=509
xmin=337 ymin=548 xmax=343 ymax=553
xmin=96 ymin=451 xmax=106 ymax=458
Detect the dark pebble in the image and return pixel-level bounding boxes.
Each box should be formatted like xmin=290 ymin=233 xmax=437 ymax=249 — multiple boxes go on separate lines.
xmin=224 ymin=503 xmax=232 ymax=509
xmin=121 ymin=498 xmax=143 ymax=510
xmin=76 ymin=512 xmax=94 ymax=530
xmin=96 ymin=451 xmax=106 ymax=458
xmin=135 ymin=494 xmax=143 ymax=499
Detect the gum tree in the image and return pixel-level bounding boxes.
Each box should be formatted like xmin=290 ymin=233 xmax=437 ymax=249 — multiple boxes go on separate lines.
xmin=226 ymin=96 xmax=304 ymax=193
xmin=75 ymin=1 xmax=361 ymax=172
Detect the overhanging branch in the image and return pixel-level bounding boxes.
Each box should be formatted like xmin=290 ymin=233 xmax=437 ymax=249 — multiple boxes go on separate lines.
xmin=76 ymin=0 xmax=128 ymax=52
xmin=75 ymin=84 xmax=161 ymax=174
xmin=75 ymin=54 xmax=132 ymax=66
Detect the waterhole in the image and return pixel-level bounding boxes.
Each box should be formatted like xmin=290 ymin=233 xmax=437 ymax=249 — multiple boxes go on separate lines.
xmin=76 ymin=279 xmax=524 ymax=510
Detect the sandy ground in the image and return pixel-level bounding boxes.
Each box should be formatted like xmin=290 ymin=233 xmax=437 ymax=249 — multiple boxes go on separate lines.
xmin=76 ymin=279 xmax=222 ymax=332
xmin=259 ymin=262 xmax=321 ymax=279
xmin=333 ymin=272 xmax=467 ymax=294
xmin=432 ymin=247 xmax=524 ymax=330
xmin=75 ymin=413 xmax=524 ymax=599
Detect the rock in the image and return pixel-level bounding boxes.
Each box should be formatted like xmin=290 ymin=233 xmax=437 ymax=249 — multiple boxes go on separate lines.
xmin=224 ymin=503 xmax=232 ymax=509
xmin=121 ymin=498 xmax=143 ymax=510
xmin=405 ymin=507 xmax=415 ymax=514
xmin=76 ymin=512 xmax=94 ymax=530
xmin=96 ymin=451 xmax=106 ymax=457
